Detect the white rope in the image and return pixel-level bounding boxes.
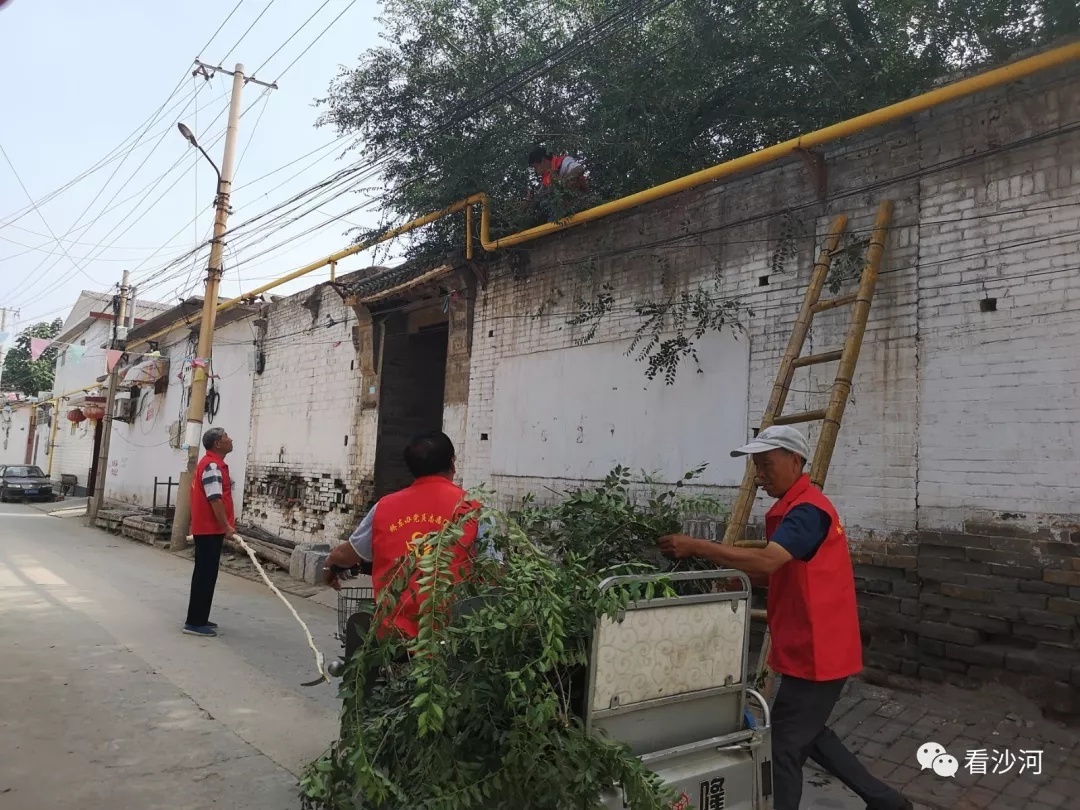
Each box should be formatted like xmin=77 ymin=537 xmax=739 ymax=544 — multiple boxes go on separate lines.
xmin=189 ymin=533 xmax=328 ymax=683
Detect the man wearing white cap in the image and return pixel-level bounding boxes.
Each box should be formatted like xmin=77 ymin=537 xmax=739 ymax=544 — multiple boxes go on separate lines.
xmin=659 ymin=425 xmax=913 ymax=810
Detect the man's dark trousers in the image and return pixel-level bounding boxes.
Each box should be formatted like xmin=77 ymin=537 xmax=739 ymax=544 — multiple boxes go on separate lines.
xmin=186 ymin=534 xmax=225 ymax=627
xmin=772 ymin=675 xmax=908 ymax=810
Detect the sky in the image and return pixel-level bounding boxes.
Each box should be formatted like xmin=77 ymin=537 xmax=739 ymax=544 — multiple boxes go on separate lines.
xmin=0 ymin=0 xmax=393 ymax=343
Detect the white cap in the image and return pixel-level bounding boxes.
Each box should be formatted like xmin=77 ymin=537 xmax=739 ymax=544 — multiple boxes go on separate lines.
xmin=730 ymin=425 xmax=811 ymax=460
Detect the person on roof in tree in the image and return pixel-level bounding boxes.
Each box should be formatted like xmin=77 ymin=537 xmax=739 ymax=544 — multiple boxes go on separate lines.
xmin=528 ymin=146 xmax=588 ymax=192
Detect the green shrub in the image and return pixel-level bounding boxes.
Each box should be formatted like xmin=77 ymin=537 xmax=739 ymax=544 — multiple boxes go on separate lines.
xmin=300 ymin=466 xmax=726 ymax=810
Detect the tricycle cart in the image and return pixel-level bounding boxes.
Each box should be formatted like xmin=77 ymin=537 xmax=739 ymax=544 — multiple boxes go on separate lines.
xmin=327 ymin=569 xmax=773 ymax=809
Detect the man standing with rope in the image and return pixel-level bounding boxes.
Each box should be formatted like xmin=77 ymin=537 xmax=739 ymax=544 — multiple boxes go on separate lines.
xmin=183 ymin=427 xmax=235 ymax=638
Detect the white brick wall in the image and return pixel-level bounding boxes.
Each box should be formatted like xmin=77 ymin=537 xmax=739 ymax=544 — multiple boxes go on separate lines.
xmin=51 ymin=319 xmax=112 ymax=492
xmin=227 ymin=63 xmax=1080 ymax=549
xmin=47 ymin=294 xmax=173 ymax=493
xmin=0 ymin=405 xmax=33 ymax=466
xmin=914 ymin=69 xmax=1080 ymax=531
xmin=103 ymin=317 xmax=257 ymax=517
xmin=458 ymin=62 xmax=1080 ymax=540
xmin=244 ymin=282 xmax=368 ymax=543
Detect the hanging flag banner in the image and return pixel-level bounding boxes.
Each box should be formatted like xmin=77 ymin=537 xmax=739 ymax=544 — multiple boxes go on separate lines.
xmin=106 ymin=350 xmax=124 ymax=373
xmin=68 ymin=345 xmax=87 ymax=363
xmin=0 ymin=332 xmax=9 ymax=344
xmin=6 ymin=335 xmax=158 ymax=362
xmin=30 ymin=338 xmax=52 ymax=360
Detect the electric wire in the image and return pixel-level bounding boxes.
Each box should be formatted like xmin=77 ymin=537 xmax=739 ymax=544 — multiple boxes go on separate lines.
xmin=0 ymin=223 xmax=197 ymax=252
xmin=0 ymin=78 xmax=197 ymax=228
xmin=127 ymin=86 xmax=298 ymax=298
xmin=23 ymin=108 xmax=1080 ymax=324
xmin=0 ymin=139 xmax=99 ymax=284
xmin=252 ymin=0 xmax=333 ymax=77
xmin=198 ymin=0 xmax=247 ymax=58
xmin=1 ymin=0 xmax=253 ymax=301
xmin=209 ymin=250 xmax=1080 ymax=356
xmin=137 ymin=0 xmax=687 ymax=289
xmin=1 ymin=0 xmax=248 ymax=227
xmin=5 ymin=86 xmax=232 ymax=303
xmin=220 ymin=0 xmax=279 ymax=65
xmin=127 ymin=91 xmax=291 ymax=292
xmin=16 ymin=1 xmax=1065 ymax=335
xmin=5 ymin=84 xmax=208 ymax=298
xmin=0 ymin=237 xmax=193 ymax=263
xmin=269 ymin=0 xmax=359 ymax=82
xmin=218 ymin=114 xmax=1080 ymax=297
xmin=234 ymin=90 xmax=273 ymax=176
xmin=232 ymin=134 xmax=354 ymax=196
xmin=12 ymin=94 xmax=235 ymax=309
xmin=128 ymin=134 xmax=362 ymax=291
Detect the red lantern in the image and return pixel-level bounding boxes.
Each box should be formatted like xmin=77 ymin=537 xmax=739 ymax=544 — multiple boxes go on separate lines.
xmin=67 ymin=408 xmax=86 ymax=435
xmin=83 ymin=403 xmax=105 ymax=422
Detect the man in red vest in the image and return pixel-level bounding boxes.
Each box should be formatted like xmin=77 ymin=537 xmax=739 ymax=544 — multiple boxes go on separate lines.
xmin=659 ymin=425 xmax=913 ymax=810
xmin=528 ymin=147 xmax=588 ymax=191
xmin=184 ymin=426 xmax=235 ymax=638
xmin=324 ymin=431 xmax=491 ymax=640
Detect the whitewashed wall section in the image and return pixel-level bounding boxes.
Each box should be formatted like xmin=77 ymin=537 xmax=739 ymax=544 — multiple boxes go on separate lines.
xmin=490 ymin=330 xmax=750 ymax=486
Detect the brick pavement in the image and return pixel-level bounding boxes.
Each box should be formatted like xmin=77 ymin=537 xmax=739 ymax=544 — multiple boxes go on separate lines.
xmin=806 ymin=677 xmax=1080 ymax=809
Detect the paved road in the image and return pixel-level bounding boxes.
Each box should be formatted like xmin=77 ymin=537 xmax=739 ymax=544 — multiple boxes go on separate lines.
xmin=0 ymin=501 xmax=341 ymax=809
xmin=0 ymin=499 xmax=910 ymax=810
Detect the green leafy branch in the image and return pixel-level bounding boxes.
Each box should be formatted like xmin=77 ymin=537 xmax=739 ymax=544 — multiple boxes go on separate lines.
xmin=300 ymin=467 xmax=727 ymax=810
xmin=770 ymin=210 xmax=807 ymax=276
xmin=565 ymin=279 xmax=752 ymax=385
xmin=826 ymin=233 xmax=870 ymax=293
xmin=566 ymin=283 xmax=614 ymax=344
xmin=627 ymin=286 xmax=751 ymax=385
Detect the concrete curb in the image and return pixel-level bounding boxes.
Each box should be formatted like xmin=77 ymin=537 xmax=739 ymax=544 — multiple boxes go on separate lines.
xmin=121 ymin=514 xmax=171 ymax=545
xmin=30 ymin=497 xmax=90 ymax=515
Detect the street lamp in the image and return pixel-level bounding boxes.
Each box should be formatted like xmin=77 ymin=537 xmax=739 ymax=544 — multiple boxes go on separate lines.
xmin=177 ymin=122 xmax=222 ymax=187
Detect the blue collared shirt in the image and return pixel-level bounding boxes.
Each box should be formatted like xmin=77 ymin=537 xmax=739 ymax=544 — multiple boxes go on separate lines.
xmin=770 ymin=504 xmax=832 ymax=562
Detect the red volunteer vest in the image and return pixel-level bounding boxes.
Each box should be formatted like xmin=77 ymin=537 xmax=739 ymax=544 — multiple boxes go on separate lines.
xmin=765 ymin=474 xmax=862 ymax=681
xmin=189 ymin=451 xmax=235 ymax=535
xmin=369 ymin=476 xmax=480 ymax=639
xmin=541 ymin=155 xmax=565 ymax=188
xmin=541 ymin=155 xmax=587 ymax=190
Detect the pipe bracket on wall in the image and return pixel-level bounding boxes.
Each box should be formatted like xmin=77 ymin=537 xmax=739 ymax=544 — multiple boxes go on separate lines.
xmin=794 ymin=148 xmax=827 ymax=201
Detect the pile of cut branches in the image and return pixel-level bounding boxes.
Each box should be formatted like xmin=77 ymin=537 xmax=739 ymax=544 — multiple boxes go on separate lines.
xmin=300 ymin=467 xmax=726 ymax=810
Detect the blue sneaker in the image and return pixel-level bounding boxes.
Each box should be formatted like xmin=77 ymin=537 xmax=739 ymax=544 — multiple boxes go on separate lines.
xmin=183 ymin=624 xmax=217 ymax=637
xmin=206 ymin=621 xmax=218 ymax=629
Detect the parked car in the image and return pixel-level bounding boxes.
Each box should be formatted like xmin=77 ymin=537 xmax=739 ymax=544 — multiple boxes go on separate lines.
xmin=0 ymin=465 xmax=55 ymax=502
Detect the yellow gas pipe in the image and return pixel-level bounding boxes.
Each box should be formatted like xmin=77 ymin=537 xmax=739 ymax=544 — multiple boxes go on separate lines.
xmin=45 ymin=401 xmax=61 ymax=478
xmin=125 ymin=40 xmax=1080 ymax=352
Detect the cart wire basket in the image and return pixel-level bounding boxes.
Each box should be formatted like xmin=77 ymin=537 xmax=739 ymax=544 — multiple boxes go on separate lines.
xmin=336 ymin=585 xmax=374 ymax=641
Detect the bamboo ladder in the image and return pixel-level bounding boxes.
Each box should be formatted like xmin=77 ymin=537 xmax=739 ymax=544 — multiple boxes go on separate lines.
xmin=722 ymin=199 xmax=894 ymax=701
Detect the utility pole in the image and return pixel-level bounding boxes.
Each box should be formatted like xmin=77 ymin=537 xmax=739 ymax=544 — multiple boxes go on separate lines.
xmin=87 ymin=271 xmax=130 ymax=523
xmin=169 ymin=62 xmax=254 ymax=551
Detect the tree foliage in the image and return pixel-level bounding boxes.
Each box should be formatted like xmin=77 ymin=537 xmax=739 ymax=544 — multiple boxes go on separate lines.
xmin=300 ymin=467 xmax=728 ymax=810
xmin=318 ymin=0 xmax=1077 ymax=261
xmin=1 ymin=319 xmax=63 ymax=397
